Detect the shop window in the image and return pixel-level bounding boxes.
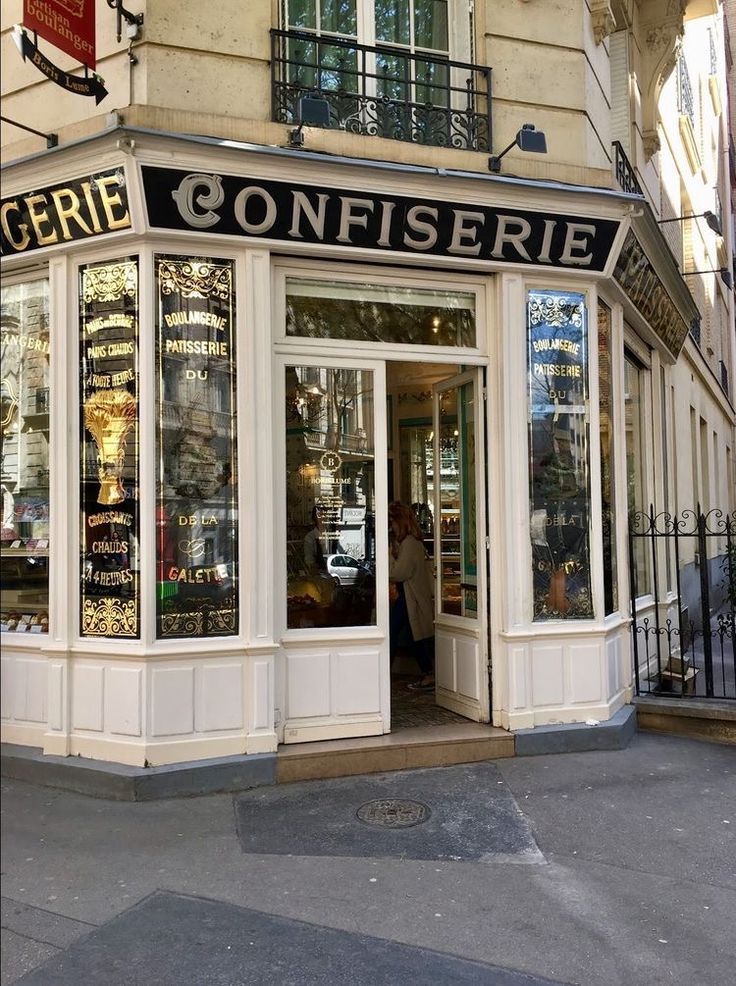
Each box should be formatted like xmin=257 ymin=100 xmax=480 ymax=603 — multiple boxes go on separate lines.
xmin=155 ymin=256 xmax=239 ymax=638
xmin=285 ymin=366 xmax=376 ymax=629
xmin=286 ymin=279 xmax=476 ymax=347
xmin=528 ymin=290 xmax=593 ymax=620
xmin=1 ymin=277 xmax=50 ymax=635
xmin=624 ymin=354 xmax=650 ymax=597
xmin=598 ymin=301 xmax=617 ymax=615
xmin=80 ymin=258 xmax=140 ymax=638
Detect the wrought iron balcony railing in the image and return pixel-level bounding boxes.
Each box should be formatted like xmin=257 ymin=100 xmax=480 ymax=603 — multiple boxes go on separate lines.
xmin=677 ymin=56 xmax=695 ymax=128
xmin=271 ymin=28 xmax=492 ymax=152
xmin=612 ymin=141 xmax=643 ymax=196
xmin=720 ymin=360 xmax=730 ymax=397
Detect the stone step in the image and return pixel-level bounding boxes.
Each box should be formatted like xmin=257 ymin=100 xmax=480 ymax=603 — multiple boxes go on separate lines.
xmin=276 ymin=723 xmax=515 ymax=783
xmin=635 ymin=696 xmax=736 ymax=745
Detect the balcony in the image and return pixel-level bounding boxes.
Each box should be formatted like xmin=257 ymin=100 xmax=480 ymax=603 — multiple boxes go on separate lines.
xmin=271 ymin=29 xmax=492 ymax=152
xmin=612 ymin=141 xmax=643 ymax=196
xmin=720 ymin=360 xmax=729 ymax=397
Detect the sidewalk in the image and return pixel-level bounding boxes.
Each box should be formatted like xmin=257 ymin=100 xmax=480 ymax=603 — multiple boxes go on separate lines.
xmin=2 ymin=731 xmax=734 ymax=985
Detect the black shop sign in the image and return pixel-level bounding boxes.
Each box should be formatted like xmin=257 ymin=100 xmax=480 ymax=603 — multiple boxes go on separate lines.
xmin=141 ymin=166 xmax=620 ymax=272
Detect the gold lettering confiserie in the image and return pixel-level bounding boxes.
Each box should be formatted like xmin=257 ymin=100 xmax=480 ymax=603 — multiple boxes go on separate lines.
xmin=163 ymin=311 xmax=227 ymax=330
xmin=88 ymin=510 xmax=133 ymax=527
xmin=167 ymin=565 xmax=226 ymax=584
xmin=165 ymin=339 xmax=229 ymax=356
xmin=86 ymin=342 xmax=135 ymax=358
xmin=91 ymin=540 xmax=129 ymax=554
xmin=2 ymin=176 xmax=130 ymax=252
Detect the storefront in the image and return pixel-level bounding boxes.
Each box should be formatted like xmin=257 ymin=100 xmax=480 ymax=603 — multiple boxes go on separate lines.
xmin=3 ymin=125 xmax=686 ymax=767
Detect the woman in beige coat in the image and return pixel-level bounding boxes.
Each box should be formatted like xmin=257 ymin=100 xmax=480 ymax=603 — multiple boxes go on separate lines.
xmin=388 ymin=502 xmax=435 ymax=690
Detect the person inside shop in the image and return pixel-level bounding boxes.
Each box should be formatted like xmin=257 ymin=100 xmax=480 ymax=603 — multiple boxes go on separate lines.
xmin=388 ymin=501 xmax=435 ymax=691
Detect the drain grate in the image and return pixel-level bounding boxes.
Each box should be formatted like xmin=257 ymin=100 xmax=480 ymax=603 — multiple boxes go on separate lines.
xmin=356 ymin=798 xmax=431 ymax=829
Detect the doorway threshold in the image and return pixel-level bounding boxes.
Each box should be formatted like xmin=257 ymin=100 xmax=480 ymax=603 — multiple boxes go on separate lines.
xmin=276 ymin=722 xmax=514 ymax=783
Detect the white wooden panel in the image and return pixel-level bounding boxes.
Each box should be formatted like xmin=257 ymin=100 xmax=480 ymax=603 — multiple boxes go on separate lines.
xmin=72 ymin=664 xmax=104 ymax=731
xmin=1 ymin=657 xmax=12 ymax=719
xmin=509 ymin=645 xmax=528 ymax=710
xmin=104 ymin=667 xmax=142 ymax=737
xmin=606 ymin=635 xmax=620 ymax=696
xmin=286 ymin=650 xmax=330 ymax=719
xmin=531 ymin=644 xmax=564 ymax=706
xmin=435 ymin=631 xmax=456 ymax=692
xmin=151 ymin=666 xmax=194 ymax=736
xmin=23 ymin=660 xmax=47 ymax=724
xmin=456 ymin=635 xmax=480 ymax=701
xmin=251 ymin=658 xmax=272 ymax=732
xmin=569 ymin=643 xmax=602 ymax=704
xmin=48 ymin=663 xmax=64 ymax=731
xmin=334 ymin=648 xmax=380 ymax=715
xmin=197 ymin=663 xmax=243 ymax=732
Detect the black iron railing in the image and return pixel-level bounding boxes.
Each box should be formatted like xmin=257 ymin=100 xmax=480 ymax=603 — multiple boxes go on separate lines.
xmin=677 ymin=56 xmax=695 ymax=128
xmin=720 ymin=360 xmax=730 ymax=397
xmin=629 ymin=506 xmax=736 ymax=700
xmin=271 ymin=28 xmax=492 ymax=152
xmin=612 ymin=141 xmax=643 ymax=196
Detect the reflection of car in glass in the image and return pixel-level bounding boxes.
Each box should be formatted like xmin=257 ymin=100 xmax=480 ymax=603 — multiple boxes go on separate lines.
xmin=326 ymin=554 xmax=370 ymax=586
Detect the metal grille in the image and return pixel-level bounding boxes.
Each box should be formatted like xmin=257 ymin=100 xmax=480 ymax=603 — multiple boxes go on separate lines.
xmin=629 ymin=506 xmax=736 ymax=700
xmin=612 ymin=141 xmax=643 ymax=196
xmin=271 ymin=28 xmax=492 ymax=152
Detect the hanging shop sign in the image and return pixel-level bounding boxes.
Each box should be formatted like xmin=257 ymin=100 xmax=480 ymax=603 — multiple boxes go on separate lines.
xmin=1 ymin=169 xmax=130 ymax=255
xmin=23 ymin=0 xmax=97 ymax=67
xmin=79 ymin=256 xmax=140 ymax=639
xmin=13 ymin=27 xmax=106 ymax=103
xmin=141 ymin=166 xmax=621 ymax=272
xmin=613 ymin=230 xmax=694 ymax=356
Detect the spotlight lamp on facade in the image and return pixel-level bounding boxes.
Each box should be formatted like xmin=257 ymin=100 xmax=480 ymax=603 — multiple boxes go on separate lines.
xmin=658 ymin=210 xmax=722 ymax=236
xmin=288 ymin=95 xmax=331 ymax=147
xmin=489 ymin=123 xmax=548 ymax=173
xmin=681 ymin=267 xmax=733 ymax=290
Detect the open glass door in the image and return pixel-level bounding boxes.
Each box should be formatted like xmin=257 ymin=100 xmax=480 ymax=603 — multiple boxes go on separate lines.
xmin=432 ymin=369 xmax=490 ymax=721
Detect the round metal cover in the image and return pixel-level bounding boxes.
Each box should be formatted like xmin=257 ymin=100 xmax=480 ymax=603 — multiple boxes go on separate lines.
xmin=356 ymin=798 xmax=431 ymax=828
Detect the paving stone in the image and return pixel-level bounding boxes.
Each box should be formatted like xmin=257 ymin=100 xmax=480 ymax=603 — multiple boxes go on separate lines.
xmin=15 ymin=891 xmax=567 ymax=986
xmin=234 ymin=762 xmax=544 ymax=863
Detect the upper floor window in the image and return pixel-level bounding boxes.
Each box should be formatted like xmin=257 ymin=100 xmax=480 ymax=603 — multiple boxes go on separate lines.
xmin=273 ymin=0 xmax=490 ymax=151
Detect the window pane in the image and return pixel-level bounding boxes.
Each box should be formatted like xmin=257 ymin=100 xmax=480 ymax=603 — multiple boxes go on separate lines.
xmin=598 ymin=302 xmax=617 ymax=614
xmin=528 ymin=290 xmax=593 ymax=620
xmin=1 ymin=278 xmax=50 ymax=635
xmin=155 ymin=256 xmax=239 ymax=639
xmin=375 ymin=0 xmax=409 ymax=45
xmin=286 ymin=280 xmax=476 ymax=347
xmin=288 ymin=0 xmax=316 ymax=30
xmin=322 ymin=0 xmax=357 ymax=36
xmin=438 ymin=382 xmax=477 ymax=617
xmin=625 ymin=356 xmax=650 ymax=596
xmin=286 ymin=366 xmax=376 ymax=629
xmin=414 ymin=0 xmax=448 ymax=51
xmin=80 ymin=258 xmax=140 ymax=638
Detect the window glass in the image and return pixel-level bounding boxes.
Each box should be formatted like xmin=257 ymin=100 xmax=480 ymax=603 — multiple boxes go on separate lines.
xmin=286 ymin=279 xmax=476 ymax=347
xmin=624 ymin=355 xmax=650 ymax=596
xmin=598 ymin=302 xmax=617 ymax=615
xmin=288 ymin=0 xmax=316 ymax=29
xmin=322 ymin=0 xmax=357 ymax=35
xmin=286 ymin=366 xmax=376 ymax=629
xmin=414 ymin=0 xmax=448 ymax=51
xmin=375 ymin=0 xmax=410 ymax=45
xmin=155 ymin=256 xmax=239 ymax=638
xmin=1 ymin=277 xmax=50 ymax=635
xmin=528 ymin=290 xmax=593 ymax=620
xmin=80 ymin=258 xmax=140 ymax=638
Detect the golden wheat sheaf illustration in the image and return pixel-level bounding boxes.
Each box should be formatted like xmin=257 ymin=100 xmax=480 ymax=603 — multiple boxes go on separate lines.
xmin=84 ymin=390 xmax=137 ymax=504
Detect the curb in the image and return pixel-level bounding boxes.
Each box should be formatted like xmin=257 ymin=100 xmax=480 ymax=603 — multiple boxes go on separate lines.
xmin=0 ymin=743 xmax=277 ymax=801
xmin=513 ymin=704 xmax=638 ymax=756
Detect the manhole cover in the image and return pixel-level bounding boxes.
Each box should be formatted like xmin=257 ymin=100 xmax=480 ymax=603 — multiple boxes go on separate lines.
xmin=356 ymin=799 xmax=431 ymax=828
